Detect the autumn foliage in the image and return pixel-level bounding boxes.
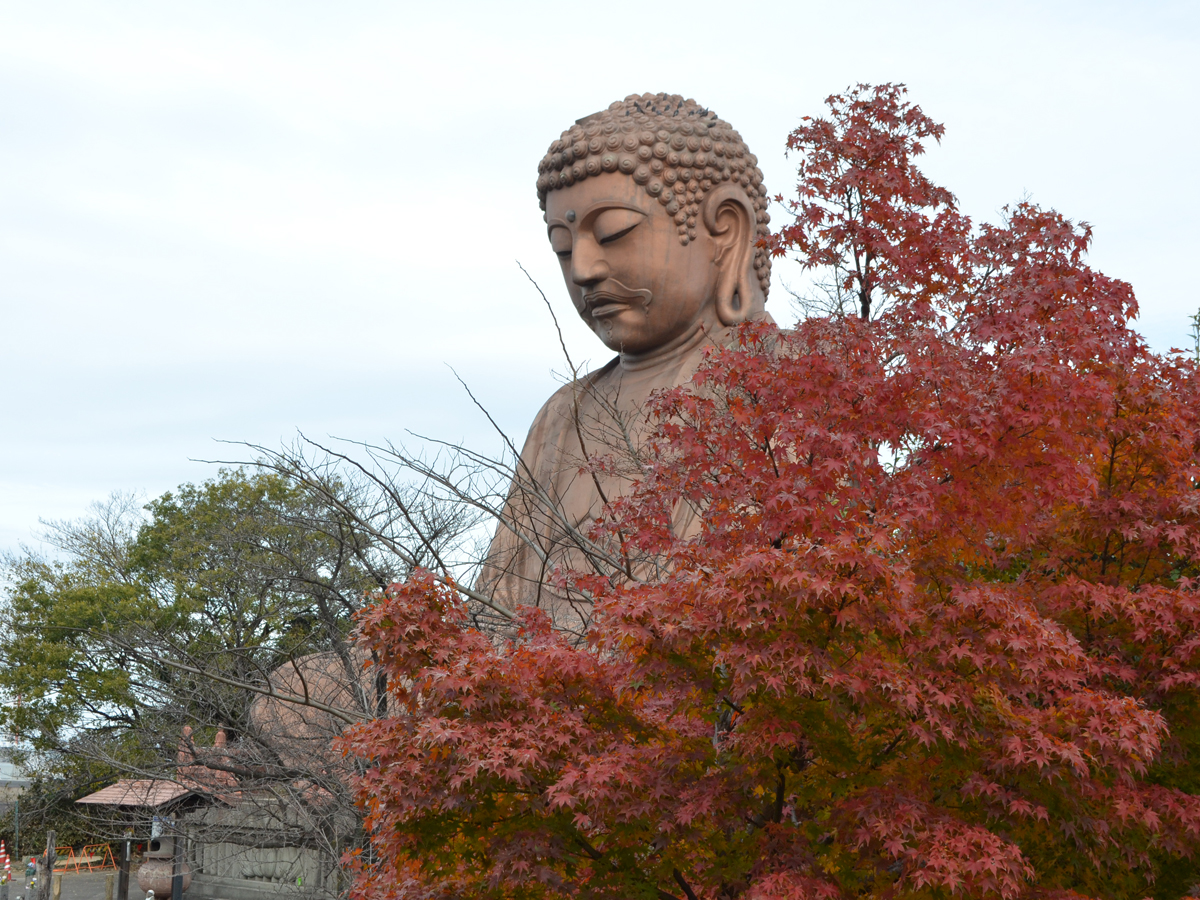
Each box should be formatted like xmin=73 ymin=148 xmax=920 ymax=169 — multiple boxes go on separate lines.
xmin=341 ymin=86 xmax=1200 ymax=899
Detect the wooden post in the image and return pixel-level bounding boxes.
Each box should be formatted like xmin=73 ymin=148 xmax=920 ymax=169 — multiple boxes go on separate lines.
xmin=49 ymin=876 xmax=60 ymax=900
xmin=170 ymin=833 xmax=183 ymax=900
xmin=116 ymin=831 xmax=131 ymax=900
xmin=105 ymin=872 xmax=115 ymax=900
xmin=36 ymin=832 xmax=55 ymax=900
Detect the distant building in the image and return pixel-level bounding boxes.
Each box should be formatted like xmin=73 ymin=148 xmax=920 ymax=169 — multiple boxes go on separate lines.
xmin=0 ymin=746 xmax=31 ymax=821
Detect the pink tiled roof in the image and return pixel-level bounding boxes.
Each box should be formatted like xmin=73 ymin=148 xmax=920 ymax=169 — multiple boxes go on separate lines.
xmin=75 ymin=779 xmax=191 ymax=808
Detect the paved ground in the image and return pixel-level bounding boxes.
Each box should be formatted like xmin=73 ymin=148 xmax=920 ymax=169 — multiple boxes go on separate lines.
xmin=10 ymin=869 xmax=142 ymax=900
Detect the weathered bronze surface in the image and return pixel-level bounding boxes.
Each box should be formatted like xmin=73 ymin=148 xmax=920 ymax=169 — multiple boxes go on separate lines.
xmin=480 ymin=94 xmax=772 ymax=621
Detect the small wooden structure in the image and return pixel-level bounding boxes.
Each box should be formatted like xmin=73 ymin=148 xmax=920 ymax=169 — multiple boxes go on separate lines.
xmin=76 ymin=779 xmax=201 ymax=900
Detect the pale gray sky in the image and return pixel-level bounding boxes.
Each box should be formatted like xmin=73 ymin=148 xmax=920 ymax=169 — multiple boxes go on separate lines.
xmin=2 ymin=0 xmax=1197 ymax=554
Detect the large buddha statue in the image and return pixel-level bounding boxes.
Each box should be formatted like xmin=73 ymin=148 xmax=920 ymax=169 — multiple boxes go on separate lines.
xmin=479 ymin=93 xmax=773 ymax=627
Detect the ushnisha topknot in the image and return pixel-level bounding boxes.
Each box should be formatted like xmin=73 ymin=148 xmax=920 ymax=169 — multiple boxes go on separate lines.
xmin=537 ymin=92 xmax=771 ymax=297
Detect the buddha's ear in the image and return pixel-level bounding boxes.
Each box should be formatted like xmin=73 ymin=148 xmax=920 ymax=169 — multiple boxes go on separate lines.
xmin=702 ymin=184 xmax=765 ymax=326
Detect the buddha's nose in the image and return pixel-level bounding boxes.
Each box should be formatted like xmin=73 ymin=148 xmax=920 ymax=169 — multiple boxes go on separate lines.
xmin=571 ymin=241 xmax=610 ymax=286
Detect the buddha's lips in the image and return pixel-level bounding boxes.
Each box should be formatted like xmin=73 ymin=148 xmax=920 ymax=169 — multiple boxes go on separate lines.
xmin=584 ymin=283 xmax=652 ymax=318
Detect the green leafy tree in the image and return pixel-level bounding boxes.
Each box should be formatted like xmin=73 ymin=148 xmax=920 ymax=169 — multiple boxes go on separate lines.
xmin=0 ymin=470 xmax=392 ymax=756
xmin=0 ymin=465 xmax=470 ymax=873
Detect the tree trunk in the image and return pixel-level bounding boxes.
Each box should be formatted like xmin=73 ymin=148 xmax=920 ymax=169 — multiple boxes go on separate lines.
xmin=35 ymin=832 xmax=55 ymax=900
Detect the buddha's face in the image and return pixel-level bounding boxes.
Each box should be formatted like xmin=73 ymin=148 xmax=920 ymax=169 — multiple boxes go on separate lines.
xmin=545 ymin=173 xmax=721 ymax=356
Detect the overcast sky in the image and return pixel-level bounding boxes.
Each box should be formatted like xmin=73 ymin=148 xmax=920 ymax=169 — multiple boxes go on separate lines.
xmin=2 ymin=0 xmax=1197 ymax=556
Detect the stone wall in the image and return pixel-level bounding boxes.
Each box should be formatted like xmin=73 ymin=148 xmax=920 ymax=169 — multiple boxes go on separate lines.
xmin=184 ymin=805 xmax=343 ymax=900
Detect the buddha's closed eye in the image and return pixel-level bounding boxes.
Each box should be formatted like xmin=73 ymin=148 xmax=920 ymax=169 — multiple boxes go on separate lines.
xmin=594 ymin=207 xmax=645 ymax=245
xmin=599 ymin=223 xmax=638 ymax=245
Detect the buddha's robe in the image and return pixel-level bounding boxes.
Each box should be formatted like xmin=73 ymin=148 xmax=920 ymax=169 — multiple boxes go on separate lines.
xmin=477 ymin=318 xmax=772 ymax=629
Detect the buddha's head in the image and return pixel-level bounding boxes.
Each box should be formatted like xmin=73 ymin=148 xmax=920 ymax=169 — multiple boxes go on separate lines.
xmin=537 ymin=93 xmax=770 ymax=356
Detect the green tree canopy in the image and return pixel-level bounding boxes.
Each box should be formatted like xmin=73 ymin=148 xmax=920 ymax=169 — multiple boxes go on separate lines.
xmin=0 ymin=469 xmax=396 ymax=760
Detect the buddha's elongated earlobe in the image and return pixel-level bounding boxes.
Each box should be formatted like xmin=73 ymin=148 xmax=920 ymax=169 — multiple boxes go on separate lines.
xmin=703 ymin=184 xmax=764 ymax=325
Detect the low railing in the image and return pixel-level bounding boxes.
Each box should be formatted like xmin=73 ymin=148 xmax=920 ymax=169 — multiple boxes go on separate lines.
xmin=52 ymin=844 xmax=116 ymax=873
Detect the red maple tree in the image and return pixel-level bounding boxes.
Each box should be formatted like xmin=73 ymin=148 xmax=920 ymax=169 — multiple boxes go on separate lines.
xmin=341 ymin=85 xmax=1200 ymax=900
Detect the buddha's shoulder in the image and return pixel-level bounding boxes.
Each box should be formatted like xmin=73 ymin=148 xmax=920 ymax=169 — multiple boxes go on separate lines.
xmin=514 ymin=358 xmax=620 ymax=464
xmin=528 ymin=357 xmax=621 ymax=425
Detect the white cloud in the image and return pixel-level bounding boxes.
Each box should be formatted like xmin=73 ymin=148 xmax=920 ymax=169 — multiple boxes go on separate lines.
xmin=1 ymin=0 xmax=1197 ymax=552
